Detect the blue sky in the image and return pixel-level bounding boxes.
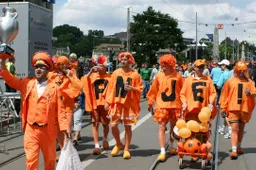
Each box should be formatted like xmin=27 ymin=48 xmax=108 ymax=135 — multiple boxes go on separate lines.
xmin=53 ymin=0 xmax=256 ymax=43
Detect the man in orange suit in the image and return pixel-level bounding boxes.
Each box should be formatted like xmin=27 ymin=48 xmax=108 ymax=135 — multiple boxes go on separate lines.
xmin=0 ymin=52 xmax=69 ymax=170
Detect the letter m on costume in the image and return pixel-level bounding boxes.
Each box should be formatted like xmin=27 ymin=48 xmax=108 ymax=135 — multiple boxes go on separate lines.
xmin=115 ymin=76 xmax=132 ymax=98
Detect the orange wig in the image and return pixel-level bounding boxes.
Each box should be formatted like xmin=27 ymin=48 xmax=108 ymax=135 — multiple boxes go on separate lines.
xmin=118 ymin=52 xmax=135 ymax=64
xmin=234 ymin=61 xmax=249 ymax=78
xmin=159 ymin=54 xmax=176 ymax=68
xmin=56 ymin=56 xmax=70 ymax=67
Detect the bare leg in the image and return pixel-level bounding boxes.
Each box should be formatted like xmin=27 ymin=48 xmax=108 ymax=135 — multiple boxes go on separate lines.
xmin=124 ymin=125 xmax=132 ymax=150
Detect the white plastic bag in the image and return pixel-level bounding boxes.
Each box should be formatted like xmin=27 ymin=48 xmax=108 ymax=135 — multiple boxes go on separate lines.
xmin=56 ymin=139 xmax=84 ymax=170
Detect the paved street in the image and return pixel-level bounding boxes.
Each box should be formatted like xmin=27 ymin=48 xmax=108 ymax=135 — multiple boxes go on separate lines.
xmin=1 ymin=100 xmax=256 ymax=170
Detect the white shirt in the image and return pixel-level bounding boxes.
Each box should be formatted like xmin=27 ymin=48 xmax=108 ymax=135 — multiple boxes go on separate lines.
xmin=36 ymin=80 xmax=48 ymax=98
xmin=150 ymin=68 xmax=160 ymax=80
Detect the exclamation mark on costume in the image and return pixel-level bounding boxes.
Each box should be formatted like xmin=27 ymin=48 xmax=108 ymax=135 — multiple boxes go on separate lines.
xmin=237 ymin=84 xmax=243 ymax=104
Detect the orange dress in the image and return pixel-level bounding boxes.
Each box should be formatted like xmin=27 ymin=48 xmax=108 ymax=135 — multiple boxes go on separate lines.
xmin=180 ymin=75 xmax=217 ymax=121
xmin=82 ymin=72 xmax=111 ymax=124
xmin=104 ymin=68 xmax=143 ymax=125
xmin=147 ymin=72 xmax=184 ymax=122
xmin=219 ymin=77 xmax=255 ymax=123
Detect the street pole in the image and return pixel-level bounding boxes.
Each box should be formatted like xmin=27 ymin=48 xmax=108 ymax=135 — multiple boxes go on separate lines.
xmin=196 ymin=12 xmax=198 ymax=60
xmin=232 ymin=40 xmax=235 ymax=62
xmin=225 ymin=32 xmax=227 ymax=59
xmin=127 ymin=7 xmax=130 ymax=52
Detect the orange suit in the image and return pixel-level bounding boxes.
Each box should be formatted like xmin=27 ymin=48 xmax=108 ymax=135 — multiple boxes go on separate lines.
xmin=0 ymin=69 xmax=67 ymax=170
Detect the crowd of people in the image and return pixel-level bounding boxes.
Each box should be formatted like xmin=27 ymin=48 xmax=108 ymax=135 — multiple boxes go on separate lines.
xmin=1 ymin=51 xmax=255 ymax=169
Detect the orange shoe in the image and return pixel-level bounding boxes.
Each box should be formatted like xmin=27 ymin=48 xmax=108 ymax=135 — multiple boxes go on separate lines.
xmin=111 ymin=144 xmax=123 ymax=157
xmin=157 ymin=154 xmax=166 ymax=162
xmin=168 ymin=146 xmax=177 ymax=155
xmin=230 ymin=152 xmax=238 ymax=160
xmin=102 ymin=141 xmax=109 ymax=150
xmin=123 ymin=150 xmax=131 ymax=159
xmin=237 ymin=148 xmax=244 ymax=155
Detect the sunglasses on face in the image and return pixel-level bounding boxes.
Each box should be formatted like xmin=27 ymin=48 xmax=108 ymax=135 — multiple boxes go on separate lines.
xmin=35 ymin=64 xmax=48 ymax=70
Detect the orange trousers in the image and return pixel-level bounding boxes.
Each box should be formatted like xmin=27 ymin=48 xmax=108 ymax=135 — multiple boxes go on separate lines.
xmin=24 ymin=124 xmax=56 ymax=170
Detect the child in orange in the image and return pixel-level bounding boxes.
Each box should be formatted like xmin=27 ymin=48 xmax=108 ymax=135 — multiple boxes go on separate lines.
xmin=180 ymin=59 xmax=217 ymax=161
xmin=48 ymin=56 xmax=82 ymax=160
xmin=147 ymin=54 xmax=184 ymax=161
xmin=104 ymin=52 xmax=143 ymax=159
xmin=219 ymin=61 xmax=255 ymax=159
xmin=82 ymin=55 xmax=111 ymax=155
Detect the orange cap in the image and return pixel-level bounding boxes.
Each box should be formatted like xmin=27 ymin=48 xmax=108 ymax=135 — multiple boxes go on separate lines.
xmin=194 ymin=59 xmax=206 ymax=67
xmin=234 ymin=61 xmax=249 ymax=78
xmin=32 ymin=52 xmax=53 ymax=71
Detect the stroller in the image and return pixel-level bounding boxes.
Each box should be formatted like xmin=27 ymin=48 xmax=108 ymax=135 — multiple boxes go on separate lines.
xmin=174 ymin=110 xmax=212 ymax=170
xmin=176 ymin=131 xmax=211 ymax=170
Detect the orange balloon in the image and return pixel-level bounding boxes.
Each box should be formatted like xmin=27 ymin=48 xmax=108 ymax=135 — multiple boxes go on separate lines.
xmin=199 ymin=123 xmax=209 ymax=132
xmin=186 ymin=120 xmax=200 ymax=132
xmin=184 ymin=138 xmax=201 ymax=154
xmin=201 ymin=107 xmax=211 ymax=118
xmin=179 ymin=128 xmax=192 ymax=139
xmin=198 ymin=111 xmax=209 ymax=123
xmin=176 ymin=119 xmax=187 ymax=129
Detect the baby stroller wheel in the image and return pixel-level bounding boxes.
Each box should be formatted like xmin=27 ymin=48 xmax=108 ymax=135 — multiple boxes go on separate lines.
xmin=178 ymin=158 xmax=183 ymax=169
xmin=201 ymin=160 xmax=206 ymax=170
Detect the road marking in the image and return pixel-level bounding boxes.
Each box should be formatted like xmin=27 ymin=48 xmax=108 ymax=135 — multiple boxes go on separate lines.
xmin=82 ymin=112 xmax=152 ymax=168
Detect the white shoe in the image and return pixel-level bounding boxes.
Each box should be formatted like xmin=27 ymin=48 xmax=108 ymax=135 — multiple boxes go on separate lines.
xmin=218 ymin=125 xmax=225 ymax=135
xmin=224 ymin=131 xmax=231 ymax=139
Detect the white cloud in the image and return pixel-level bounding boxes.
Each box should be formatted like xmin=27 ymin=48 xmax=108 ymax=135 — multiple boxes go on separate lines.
xmin=53 ymin=0 xmax=256 ymax=43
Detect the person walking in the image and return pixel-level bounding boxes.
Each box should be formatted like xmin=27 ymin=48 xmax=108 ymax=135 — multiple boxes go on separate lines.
xmin=0 ymin=52 xmax=69 ymax=170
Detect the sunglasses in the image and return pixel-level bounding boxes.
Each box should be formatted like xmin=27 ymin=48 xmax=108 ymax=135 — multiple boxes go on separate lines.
xmin=35 ymin=64 xmax=48 ymax=70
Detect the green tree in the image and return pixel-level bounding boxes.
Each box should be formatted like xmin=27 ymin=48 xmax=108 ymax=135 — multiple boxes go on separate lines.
xmin=130 ymin=6 xmax=185 ymax=65
xmin=53 ymin=24 xmax=84 ymax=46
xmin=219 ymin=37 xmax=234 ymax=60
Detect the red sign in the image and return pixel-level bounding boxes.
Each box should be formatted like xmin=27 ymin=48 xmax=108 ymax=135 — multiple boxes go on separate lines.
xmin=218 ymin=24 xmax=224 ymax=29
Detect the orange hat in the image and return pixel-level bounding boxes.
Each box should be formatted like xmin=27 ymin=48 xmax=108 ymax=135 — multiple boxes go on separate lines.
xmin=97 ymin=54 xmax=108 ymax=65
xmin=194 ymin=59 xmax=206 ymax=67
xmin=32 ymin=51 xmax=53 ymax=71
xmin=234 ymin=61 xmax=249 ymax=78
xmin=118 ymin=52 xmax=135 ymax=64
xmin=56 ymin=56 xmax=70 ymax=67
xmin=159 ymin=54 xmax=176 ymax=67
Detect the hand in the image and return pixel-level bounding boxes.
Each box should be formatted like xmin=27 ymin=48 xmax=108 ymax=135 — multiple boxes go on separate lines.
xmin=124 ymin=84 xmax=134 ymax=91
xmin=148 ymin=105 xmax=153 ymax=112
xmin=74 ymin=102 xmax=79 ymax=109
xmin=63 ymin=69 xmax=71 ymax=78
xmin=245 ymin=88 xmax=252 ymax=96
xmin=64 ymin=131 xmax=72 ymax=139
xmin=208 ymin=103 xmax=213 ymax=112
xmin=182 ymin=102 xmax=187 ymax=111
xmin=104 ymin=102 xmax=109 ymax=111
